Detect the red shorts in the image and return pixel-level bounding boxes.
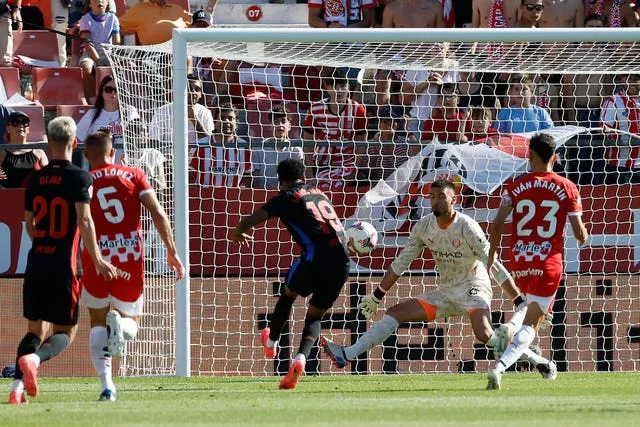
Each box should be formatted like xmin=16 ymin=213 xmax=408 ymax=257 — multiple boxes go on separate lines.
xmin=81 ymin=253 xmax=144 ymax=303
xmin=513 ymin=267 xmax=562 ymax=298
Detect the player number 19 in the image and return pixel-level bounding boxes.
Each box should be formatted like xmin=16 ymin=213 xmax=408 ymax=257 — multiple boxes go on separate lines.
xmin=306 ymin=199 xmax=344 ymax=234
xmin=515 ymin=199 xmax=559 ymax=238
xmin=96 ymin=186 xmax=125 ymax=224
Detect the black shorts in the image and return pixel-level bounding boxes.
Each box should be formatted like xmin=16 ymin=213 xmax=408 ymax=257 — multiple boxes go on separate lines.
xmin=285 ymin=257 xmax=350 ymax=310
xmin=23 ymin=271 xmax=81 ymax=325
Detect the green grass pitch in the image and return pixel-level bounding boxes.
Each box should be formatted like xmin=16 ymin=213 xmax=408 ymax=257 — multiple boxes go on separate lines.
xmin=2 ymin=373 xmax=639 ymax=426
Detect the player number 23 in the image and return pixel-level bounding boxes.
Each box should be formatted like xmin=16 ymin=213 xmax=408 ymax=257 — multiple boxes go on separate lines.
xmin=96 ymin=186 xmax=125 ymax=224
xmin=515 ymin=199 xmax=559 ymax=238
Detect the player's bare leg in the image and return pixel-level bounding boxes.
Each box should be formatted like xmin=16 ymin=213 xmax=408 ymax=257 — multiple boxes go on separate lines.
xmin=323 ymin=299 xmax=429 ymax=368
xmin=280 ymin=303 xmax=326 ymax=390
xmin=88 ymin=306 xmax=117 ymax=401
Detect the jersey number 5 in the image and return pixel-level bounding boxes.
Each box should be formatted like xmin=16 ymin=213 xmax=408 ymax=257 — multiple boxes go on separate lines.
xmin=515 ymin=199 xmax=559 ymax=238
xmin=97 ymin=186 xmax=125 ymax=224
xmin=306 ymin=200 xmax=344 ymax=235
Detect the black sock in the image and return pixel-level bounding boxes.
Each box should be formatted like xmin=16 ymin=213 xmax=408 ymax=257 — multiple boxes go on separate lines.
xmin=298 ymin=314 xmax=321 ymax=359
xmin=35 ymin=332 xmax=70 ymax=363
xmin=14 ymin=333 xmax=41 ymax=380
xmin=269 ymin=294 xmax=296 ymax=342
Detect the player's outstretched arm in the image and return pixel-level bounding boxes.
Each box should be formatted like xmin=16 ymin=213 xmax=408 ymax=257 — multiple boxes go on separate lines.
xmin=76 ymin=202 xmax=118 ymax=281
xmin=141 ymin=192 xmax=185 ymax=280
xmin=230 ymin=209 xmax=270 ymax=245
xmin=569 ymin=215 xmax=588 ymax=247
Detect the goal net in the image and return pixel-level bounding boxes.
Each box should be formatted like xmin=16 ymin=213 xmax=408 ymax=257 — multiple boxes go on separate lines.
xmin=106 ymin=28 xmax=640 ymax=377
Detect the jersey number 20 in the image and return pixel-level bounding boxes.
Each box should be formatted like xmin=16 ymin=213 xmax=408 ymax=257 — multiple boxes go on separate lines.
xmin=515 ymin=199 xmax=559 ymax=238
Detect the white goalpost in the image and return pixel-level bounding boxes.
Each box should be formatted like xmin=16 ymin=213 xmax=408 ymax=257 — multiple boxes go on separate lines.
xmin=106 ymin=28 xmax=640 ymax=378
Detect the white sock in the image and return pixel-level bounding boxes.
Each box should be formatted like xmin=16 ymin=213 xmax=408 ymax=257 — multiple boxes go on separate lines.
xmin=29 ymin=353 xmax=41 ymax=368
xmin=90 ymin=326 xmax=115 ymax=392
xmin=11 ymin=379 xmax=24 ymax=393
xmin=509 ymin=304 xmax=528 ymax=330
xmin=485 ymin=330 xmax=498 ymax=347
xmin=496 ymin=325 xmax=536 ymax=372
xmin=120 ymin=317 xmax=139 ymax=341
xmin=294 ymin=353 xmax=306 ymax=364
xmin=267 ymin=338 xmax=277 ymax=348
xmin=345 ymin=315 xmax=400 ymax=361
xmin=520 ymin=347 xmax=548 ymax=366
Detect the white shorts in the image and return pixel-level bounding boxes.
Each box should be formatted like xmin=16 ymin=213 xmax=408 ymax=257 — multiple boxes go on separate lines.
xmin=524 ymin=293 xmax=556 ymax=314
xmin=80 ymin=287 xmax=144 ymax=316
xmin=416 ymin=278 xmax=492 ymax=320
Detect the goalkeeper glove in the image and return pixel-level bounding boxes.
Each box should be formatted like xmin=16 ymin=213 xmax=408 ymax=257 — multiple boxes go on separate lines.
xmin=358 ymin=285 xmax=387 ymax=320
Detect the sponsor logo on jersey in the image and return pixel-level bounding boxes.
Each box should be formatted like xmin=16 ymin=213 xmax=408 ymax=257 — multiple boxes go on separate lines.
xmin=98 ymin=231 xmax=142 ymax=263
xmin=512 ymin=268 xmax=544 ymax=279
xmin=512 ymin=240 xmax=552 ymax=262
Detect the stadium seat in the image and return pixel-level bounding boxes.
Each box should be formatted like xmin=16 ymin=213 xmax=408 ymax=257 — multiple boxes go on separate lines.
xmin=10 ymin=105 xmax=46 ymax=143
xmin=56 ymin=105 xmax=93 ymax=124
xmin=95 ymin=66 xmax=113 ymax=91
xmin=12 ymin=31 xmax=60 ymax=63
xmin=0 ymin=67 xmax=21 ymax=99
xmin=31 ymin=67 xmax=88 ymax=110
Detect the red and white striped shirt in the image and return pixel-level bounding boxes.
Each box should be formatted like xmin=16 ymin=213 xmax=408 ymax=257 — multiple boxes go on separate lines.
xmin=308 ymin=0 xmax=375 ymax=26
xmin=601 ymin=93 xmax=640 ymax=169
xmin=188 ymin=140 xmax=252 ymax=187
xmin=304 ymin=98 xmax=367 ymax=168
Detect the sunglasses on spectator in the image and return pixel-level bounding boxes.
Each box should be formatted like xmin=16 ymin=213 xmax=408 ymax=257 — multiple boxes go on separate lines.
xmin=524 ymin=4 xmax=544 ymax=11
xmin=8 ymin=118 xmax=30 ymax=127
xmin=103 ymin=86 xmax=117 ymax=94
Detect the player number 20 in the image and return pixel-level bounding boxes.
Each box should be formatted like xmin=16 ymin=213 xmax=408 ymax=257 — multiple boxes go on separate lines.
xmin=515 ymin=199 xmax=559 ymax=238
xmin=96 ymin=186 xmax=125 ymax=224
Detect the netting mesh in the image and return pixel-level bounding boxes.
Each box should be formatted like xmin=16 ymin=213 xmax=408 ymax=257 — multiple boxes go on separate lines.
xmin=106 ymin=33 xmax=640 ymax=376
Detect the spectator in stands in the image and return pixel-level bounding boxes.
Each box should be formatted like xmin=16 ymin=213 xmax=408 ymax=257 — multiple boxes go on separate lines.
xmin=495 ymin=74 xmax=554 ymax=133
xmin=119 ymin=0 xmax=191 ymax=46
xmin=251 ymin=104 xmax=304 ymax=189
xmin=0 ymin=103 xmax=11 ymax=143
xmin=1 ymin=0 xmax=20 ymax=67
xmin=78 ymin=0 xmax=121 ymax=103
xmin=600 ymin=73 xmax=640 ymax=184
xmin=472 ymin=0 xmax=519 ymax=27
xmin=381 ymin=0 xmax=445 ymax=27
xmin=622 ymin=1 xmax=639 ymax=26
xmin=0 ymin=111 xmax=48 ymax=188
xmin=538 ymin=0 xmax=584 ymax=27
xmin=308 ymin=0 xmax=375 ymax=28
xmin=457 ymin=71 xmax=499 ymax=115
xmin=401 ymin=42 xmax=459 ymax=139
xmin=302 ymin=69 xmax=368 ymax=190
xmin=188 ymin=102 xmax=252 ymax=187
xmin=584 ymin=0 xmax=628 ymax=26
xmin=422 ymin=84 xmax=472 ymax=143
xmin=77 ymin=75 xmax=140 ymax=164
xmin=515 ymin=0 xmax=544 ymax=27
xmin=356 ymin=106 xmax=420 ymax=185
xmin=149 ymin=74 xmax=214 ymax=152
xmin=469 ymin=107 xmax=499 ymax=140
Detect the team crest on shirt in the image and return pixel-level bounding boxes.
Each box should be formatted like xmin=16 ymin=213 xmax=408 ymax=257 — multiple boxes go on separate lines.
xmin=325 ymin=0 xmax=345 ymax=16
xmin=452 ymin=239 xmax=461 ymax=248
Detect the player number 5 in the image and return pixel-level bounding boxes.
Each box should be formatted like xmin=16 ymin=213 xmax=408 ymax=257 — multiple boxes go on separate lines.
xmin=96 ymin=186 xmax=125 ymax=224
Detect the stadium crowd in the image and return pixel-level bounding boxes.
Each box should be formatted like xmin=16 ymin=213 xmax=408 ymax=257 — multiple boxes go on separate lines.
xmin=1 ymin=0 xmax=639 ymax=190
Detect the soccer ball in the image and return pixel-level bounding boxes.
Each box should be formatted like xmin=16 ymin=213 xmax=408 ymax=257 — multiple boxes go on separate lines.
xmin=345 ymin=221 xmax=378 ymax=255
